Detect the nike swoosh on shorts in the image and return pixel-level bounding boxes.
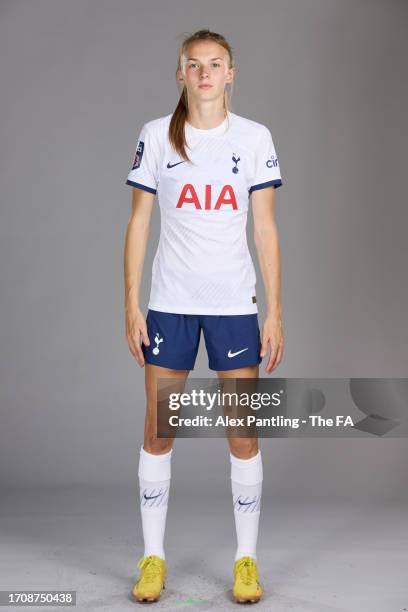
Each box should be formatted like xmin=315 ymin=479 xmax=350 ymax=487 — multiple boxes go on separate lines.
xmin=228 ymin=348 xmax=249 ymax=358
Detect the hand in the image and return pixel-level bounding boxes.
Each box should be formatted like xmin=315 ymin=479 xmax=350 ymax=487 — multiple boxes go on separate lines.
xmin=260 ymin=314 xmax=284 ymax=374
xmin=125 ymin=305 xmax=150 ymax=367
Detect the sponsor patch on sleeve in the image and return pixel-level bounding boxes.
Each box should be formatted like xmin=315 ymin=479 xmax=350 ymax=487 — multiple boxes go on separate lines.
xmin=132 ymin=140 xmax=144 ymax=169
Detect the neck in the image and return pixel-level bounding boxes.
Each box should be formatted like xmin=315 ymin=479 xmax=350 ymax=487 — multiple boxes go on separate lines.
xmin=186 ymin=104 xmax=227 ymax=130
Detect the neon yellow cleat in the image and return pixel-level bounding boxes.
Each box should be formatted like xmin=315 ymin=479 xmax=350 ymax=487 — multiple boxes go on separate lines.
xmin=132 ymin=555 xmax=167 ymax=602
xmin=232 ymin=556 xmax=263 ymax=603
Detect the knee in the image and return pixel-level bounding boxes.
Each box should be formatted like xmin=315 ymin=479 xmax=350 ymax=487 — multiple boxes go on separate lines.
xmin=229 ymin=438 xmax=258 ymax=459
xmin=143 ymin=436 xmax=173 ymax=455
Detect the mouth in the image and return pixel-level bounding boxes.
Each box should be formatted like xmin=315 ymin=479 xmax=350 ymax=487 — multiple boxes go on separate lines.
xmin=198 ymin=84 xmax=213 ymax=89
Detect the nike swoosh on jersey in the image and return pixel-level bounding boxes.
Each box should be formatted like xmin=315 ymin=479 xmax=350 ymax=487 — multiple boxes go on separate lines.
xmin=144 ymin=493 xmax=161 ymax=500
xmin=167 ymin=160 xmax=186 ymax=168
xmin=228 ymin=348 xmax=249 ymax=358
xmin=238 ymin=500 xmax=255 ymax=506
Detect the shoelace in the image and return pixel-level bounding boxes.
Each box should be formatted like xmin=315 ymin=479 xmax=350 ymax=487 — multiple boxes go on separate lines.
xmin=137 ymin=556 xmax=162 ymax=583
xmin=235 ymin=557 xmax=257 ymax=586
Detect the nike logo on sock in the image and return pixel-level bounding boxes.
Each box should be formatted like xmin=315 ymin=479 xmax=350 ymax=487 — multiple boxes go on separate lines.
xmin=144 ymin=493 xmax=161 ymax=500
xmin=238 ymin=500 xmax=255 ymax=506
xmin=228 ymin=348 xmax=249 ymax=358
xmin=167 ymin=160 xmax=186 ymax=168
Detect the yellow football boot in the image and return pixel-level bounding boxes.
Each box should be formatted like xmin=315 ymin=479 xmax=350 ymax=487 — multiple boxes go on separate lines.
xmin=132 ymin=555 xmax=166 ymax=602
xmin=232 ymin=556 xmax=263 ymax=603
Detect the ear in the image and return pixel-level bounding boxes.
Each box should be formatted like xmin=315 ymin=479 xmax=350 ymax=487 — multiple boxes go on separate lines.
xmin=225 ymin=66 xmax=235 ymax=84
xmin=176 ymin=67 xmax=184 ymax=83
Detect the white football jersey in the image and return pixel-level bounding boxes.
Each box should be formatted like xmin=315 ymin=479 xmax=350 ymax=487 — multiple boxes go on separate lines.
xmin=125 ymin=111 xmax=283 ymax=315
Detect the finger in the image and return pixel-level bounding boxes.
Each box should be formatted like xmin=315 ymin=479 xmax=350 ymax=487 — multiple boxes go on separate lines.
xmin=266 ymin=343 xmax=278 ymax=373
xmin=133 ymin=333 xmax=145 ymax=366
xmin=271 ymin=336 xmax=285 ymax=371
xmin=274 ymin=338 xmax=284 ymax=369
xmin=126 ymin=328 xmax=136 ymax=356
xmin=269 ymin=343 xmax=281 ymax=371
xmin=128 ymin=329 xmax=144 ymax=367
xmin=127 ymin=333 xmax=140 ymax=363
xmin=141 ymin=328 xmax=150 ymax=346
xmin=260 ymin=337 xmax=269 ymax=358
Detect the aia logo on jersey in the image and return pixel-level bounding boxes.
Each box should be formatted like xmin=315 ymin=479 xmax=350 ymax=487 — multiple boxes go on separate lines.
xmin=176 ymin=184 xmax=238 ymax=210
xmin=132 ymin=141 xmax=144 ymax=169
xmin=266 ymin=155 xmax=278 ymax=168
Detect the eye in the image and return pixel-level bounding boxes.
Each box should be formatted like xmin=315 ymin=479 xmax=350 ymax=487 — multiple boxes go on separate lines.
xmin=211 ymin=62 xmax=221 ymax=68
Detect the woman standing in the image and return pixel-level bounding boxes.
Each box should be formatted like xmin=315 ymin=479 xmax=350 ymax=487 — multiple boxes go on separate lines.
xmin=124 ymin=29 xmax=284 ymax=604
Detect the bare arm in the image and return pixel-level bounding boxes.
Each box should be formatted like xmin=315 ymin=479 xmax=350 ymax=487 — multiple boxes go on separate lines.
xmin=124 ymin=187 xmax=155 ymax=367
xmin=251 ymin=186 xmax=284 ymax=373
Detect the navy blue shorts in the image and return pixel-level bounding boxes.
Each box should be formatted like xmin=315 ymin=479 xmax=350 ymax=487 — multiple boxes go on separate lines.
xmin=142 ymin=309 xmax=262 ymax=371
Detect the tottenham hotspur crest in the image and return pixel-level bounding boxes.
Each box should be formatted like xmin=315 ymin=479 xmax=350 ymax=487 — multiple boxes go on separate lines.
xmin=232 ymin=153 xmax=240 ymax=174
xmin=152 ymin=332 xmax=164 ymax=355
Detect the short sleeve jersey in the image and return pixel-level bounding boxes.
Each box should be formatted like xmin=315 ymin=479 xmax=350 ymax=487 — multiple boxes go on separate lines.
xmin=125 ymin=111 xmax=283 ymax=315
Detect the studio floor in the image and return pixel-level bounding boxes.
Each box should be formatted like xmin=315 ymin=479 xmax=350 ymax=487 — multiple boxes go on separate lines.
xmin=1 ymin=486 xmax=406 ymax=612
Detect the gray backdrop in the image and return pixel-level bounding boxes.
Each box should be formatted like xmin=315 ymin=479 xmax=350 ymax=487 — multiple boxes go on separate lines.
xmin=1 ymin=0 xmax=407 ymax=499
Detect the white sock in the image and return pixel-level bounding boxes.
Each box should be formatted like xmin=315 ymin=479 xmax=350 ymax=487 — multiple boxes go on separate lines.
xmin=230 ymin=450 xmax=263 ymax=561
xmin=138 ymin=446 xmax=172 ymax=560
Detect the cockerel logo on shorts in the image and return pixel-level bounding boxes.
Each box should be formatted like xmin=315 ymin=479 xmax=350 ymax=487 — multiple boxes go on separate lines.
xmin=152 ymin=333 xmax=164 ymax=355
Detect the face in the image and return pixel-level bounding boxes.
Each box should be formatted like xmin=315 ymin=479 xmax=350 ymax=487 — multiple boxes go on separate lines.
xmin=177 ymin=40 xmax=234 ymax=103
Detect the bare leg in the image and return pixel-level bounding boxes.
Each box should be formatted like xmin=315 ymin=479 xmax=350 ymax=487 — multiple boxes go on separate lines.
xmin=143 ymin=363 xmax=190 ymax=454
xmin=216 ymin=364 xmax=259 ymax=459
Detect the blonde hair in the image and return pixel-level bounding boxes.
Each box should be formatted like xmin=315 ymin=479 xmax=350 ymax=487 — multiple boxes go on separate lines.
xmin=169 ymin=29 xmax=235 ymax=162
